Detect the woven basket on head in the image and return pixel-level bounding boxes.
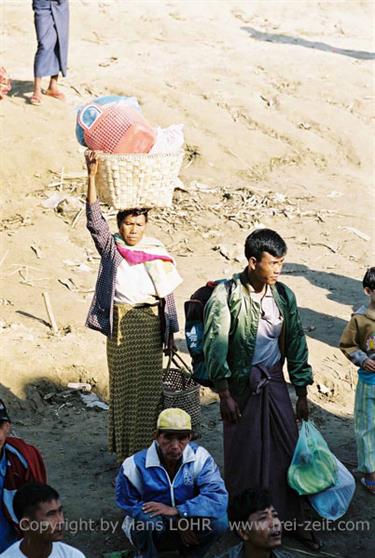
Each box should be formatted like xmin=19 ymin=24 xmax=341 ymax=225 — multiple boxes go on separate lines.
xmin=90 ymin=149 xmax=184 ymax=210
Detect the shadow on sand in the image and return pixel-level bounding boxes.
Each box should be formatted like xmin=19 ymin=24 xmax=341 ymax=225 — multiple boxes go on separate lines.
xmin=8 ymin=79 xmax=34 ymax=102
xmin=241 ymin=26 xmax=375 ymax=60
xmin=282 ymin=263 xmax=367 ymax=347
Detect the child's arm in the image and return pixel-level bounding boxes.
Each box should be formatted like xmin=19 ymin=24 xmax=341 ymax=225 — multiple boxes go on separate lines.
xmin=339 ymin=316 xmax=368 ymax=367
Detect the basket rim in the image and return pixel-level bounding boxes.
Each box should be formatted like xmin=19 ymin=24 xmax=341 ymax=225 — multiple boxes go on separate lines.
xmin=86 ymin=148 xmax=184 ymax=161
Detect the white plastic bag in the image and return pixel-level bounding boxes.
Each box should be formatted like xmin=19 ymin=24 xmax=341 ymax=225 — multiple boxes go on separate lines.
xmin=150 ymin=124 xmax=184 ymax=154
xmin=308 ymin=457 xmax=355 ymax=520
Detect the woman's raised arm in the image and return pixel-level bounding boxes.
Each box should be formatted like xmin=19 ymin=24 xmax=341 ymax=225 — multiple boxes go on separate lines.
xmin=85 ymin=150 xmax=98 ymax=204
xmin=85 ymin=151 xmax=113 ymax=255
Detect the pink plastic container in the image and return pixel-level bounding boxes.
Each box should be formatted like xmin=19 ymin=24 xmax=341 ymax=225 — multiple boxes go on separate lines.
xmin=79 ymin=104 xmax=155 ymax=154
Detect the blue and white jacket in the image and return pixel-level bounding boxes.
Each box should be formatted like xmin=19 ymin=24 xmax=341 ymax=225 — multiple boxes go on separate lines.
xmin=116 ymin=441 xmax=228 ymax=520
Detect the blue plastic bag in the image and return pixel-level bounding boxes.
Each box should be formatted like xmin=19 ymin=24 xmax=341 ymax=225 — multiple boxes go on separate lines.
xmin=308 ymin=457 xmax=355 ymax=520
xmin=288 ymin=420 xmax=337 ymax=496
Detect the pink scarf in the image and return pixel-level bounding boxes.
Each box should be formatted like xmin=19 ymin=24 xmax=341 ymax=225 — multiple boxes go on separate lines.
xmin=113 ymin=233 xmax=182 ymax=298
xmin=115 ymin=243 xmax=173 ymax=265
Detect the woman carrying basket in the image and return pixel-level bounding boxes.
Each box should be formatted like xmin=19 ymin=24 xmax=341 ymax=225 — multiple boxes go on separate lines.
xmin=85 ymin=151 xmax=181 ymax=462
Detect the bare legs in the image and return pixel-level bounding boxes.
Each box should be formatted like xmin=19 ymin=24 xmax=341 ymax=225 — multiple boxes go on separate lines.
xmin=45 ymin=74 xmax=65 ymax=100
xmin=31 ymin=77 xmax=42 ymax=105
xmin=31 ymin=74 xmax=65 ymax=105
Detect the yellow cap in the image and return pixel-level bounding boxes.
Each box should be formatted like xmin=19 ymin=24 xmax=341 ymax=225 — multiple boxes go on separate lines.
xmin=157 ymin=408 xmax=192 ymax=431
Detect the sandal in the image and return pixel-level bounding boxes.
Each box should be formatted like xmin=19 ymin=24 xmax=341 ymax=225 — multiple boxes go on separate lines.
xmin=361 ymin=477 xmax=375 ymax=494
xmin=294 ymin=530 xmax=323 ymax=552
xmin=30 ymin=94 xmax=42 ymax=106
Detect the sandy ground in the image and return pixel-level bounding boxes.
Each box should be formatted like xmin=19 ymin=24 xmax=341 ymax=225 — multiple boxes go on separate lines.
xmin=1 ymin=0 xmax=375 ymax=556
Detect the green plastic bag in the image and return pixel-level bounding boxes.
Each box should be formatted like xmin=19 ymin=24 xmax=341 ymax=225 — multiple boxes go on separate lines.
xmin=288 ymin=420 xmax=337 ymax=496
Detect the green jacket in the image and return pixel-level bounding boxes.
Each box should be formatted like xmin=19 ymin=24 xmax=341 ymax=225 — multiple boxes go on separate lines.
xmin=203 ymin=271 xmax=313 ymax=394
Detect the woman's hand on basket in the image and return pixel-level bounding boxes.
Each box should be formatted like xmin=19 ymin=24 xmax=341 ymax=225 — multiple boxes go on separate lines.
xmin=363 ymin=358 xmax=375 ymax=372
xmin=85 ymin=150 xmax=98 ymax=177
xmin=164 ymin=332 xmax=177 ymax=356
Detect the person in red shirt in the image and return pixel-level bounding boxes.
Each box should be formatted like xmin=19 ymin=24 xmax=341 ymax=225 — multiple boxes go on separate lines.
xmin=0 ymin=399 xmax=47 ymax=552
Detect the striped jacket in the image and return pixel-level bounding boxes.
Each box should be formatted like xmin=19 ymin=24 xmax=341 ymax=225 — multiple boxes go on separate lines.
xmin=85 ymin=201 xmax=179 ymax=340
xmin=116 ymin=441 xmax=228 ymax=521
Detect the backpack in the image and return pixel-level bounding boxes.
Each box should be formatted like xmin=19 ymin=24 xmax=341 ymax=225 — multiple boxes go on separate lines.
xmin=184 ymin=279 xmax=232 ymax=387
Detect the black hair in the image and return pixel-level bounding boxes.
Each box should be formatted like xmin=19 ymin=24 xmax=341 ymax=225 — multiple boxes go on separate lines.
xmin=117 ymin=208 xmax=149 ymax=228
xmin=363 ymin=267 xmax=375 ymax=290
xmin=13 ymin=483 xmax=60 ymax=521
xmin=0 ymin=398 xmax=11 ymax=423
xmin=244 ymin=229 xmax=287 ymax=261
xmin=229 ymin=488 xmax=273 ymax=522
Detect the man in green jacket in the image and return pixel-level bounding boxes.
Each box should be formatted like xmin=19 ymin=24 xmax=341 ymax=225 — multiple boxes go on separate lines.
xmin=204 ymin=228 xmax=319 ymax=551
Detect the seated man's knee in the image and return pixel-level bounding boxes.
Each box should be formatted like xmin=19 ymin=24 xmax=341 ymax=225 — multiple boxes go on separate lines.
xmin=133 ymin=514 xmax=165 ymax=532
xmin=127 ymin=516 xmax=166 ymax=553
xmin=208 ymin=514 xmax=228 ymax=535
xmin=123 ymin=514 xmax=165 ymax=541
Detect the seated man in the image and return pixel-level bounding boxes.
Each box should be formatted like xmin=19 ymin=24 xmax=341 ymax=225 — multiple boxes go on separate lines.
xmin=217 ymin=488 xmax=294 ymax=558
xmin=116 ymin=408 xmax=228 ymax=558
xmin=0 ymin=399 xmax=46 ymax=552
xmin=0 ymin=482 xmax=86 ymax=558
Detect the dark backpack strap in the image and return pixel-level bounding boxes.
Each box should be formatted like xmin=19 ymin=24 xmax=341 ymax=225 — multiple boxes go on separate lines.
xmin=275 ymin=281 xmax=287 ymax=300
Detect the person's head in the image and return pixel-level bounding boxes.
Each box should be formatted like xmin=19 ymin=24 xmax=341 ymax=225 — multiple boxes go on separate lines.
xmin=14 ymin=483 xmax=64 ymax=542
xmin=0 ymin=399 xmax=11 ymax=451
xmin=155 ymin=408 xmax=192 ymax=462
xmin=363 ymin=267 xmax=375 ymax=303
xmin=117 ymin=208 xmax=149 ymax=246
xmin=229 ymin=488 xmax=282 ymax=550
xmin=244 ymin=228 xmax=287 ymax=286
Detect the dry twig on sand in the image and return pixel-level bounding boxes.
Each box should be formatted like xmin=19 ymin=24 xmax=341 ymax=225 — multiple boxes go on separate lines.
xmin=42 ymin=291 xmax=59 ymax=334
